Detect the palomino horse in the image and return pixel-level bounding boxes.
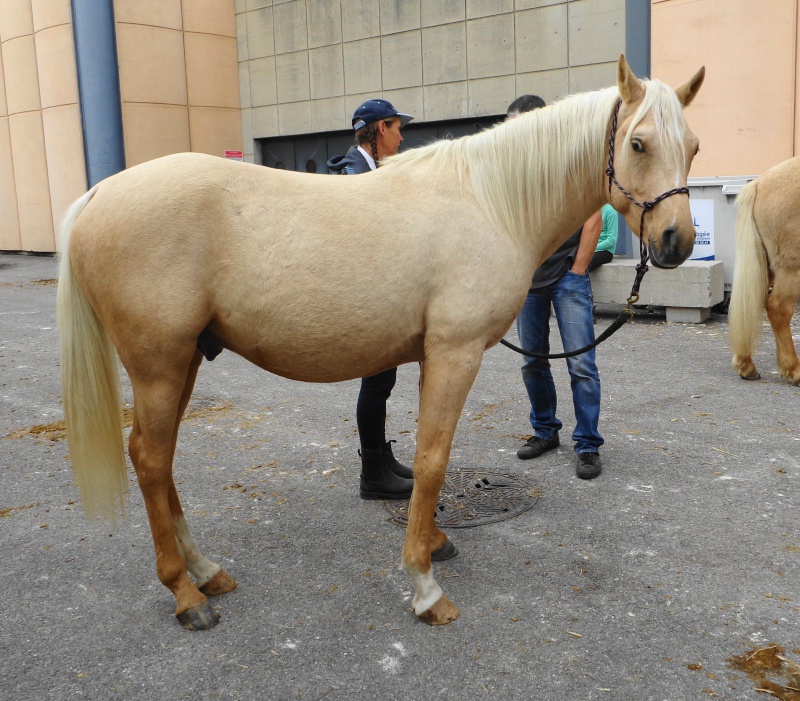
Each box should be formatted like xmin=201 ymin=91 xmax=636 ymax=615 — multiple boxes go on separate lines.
xmin=57 ymin=55 xmax=704 ymax=630
xmin=730 ymin=156 xmax=800 ymax=384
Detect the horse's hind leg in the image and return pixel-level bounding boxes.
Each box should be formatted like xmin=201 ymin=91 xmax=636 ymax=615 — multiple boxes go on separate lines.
xmin=402 ymin=343 xmax=483 ymax=625
xmin=128 ymin=350 xmax=219 ymax=630
xmin=169 ymin=351 xmax=237 ymax=598
xmin=766 ymin=269 xmax=800 ymax=384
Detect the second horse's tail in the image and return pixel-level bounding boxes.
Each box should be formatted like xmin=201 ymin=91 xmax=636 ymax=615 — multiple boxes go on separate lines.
xmin=56 ymin=186 xmax=128 ymax=521
xmin=728 ymin=179 xmax=769 ymax=372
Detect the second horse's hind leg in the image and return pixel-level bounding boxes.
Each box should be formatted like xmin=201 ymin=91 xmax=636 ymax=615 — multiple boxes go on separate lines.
xmin=766 ymin=270 xmax=800 ymax=384
xmin=129 ymin=351 xmax=219 ymax=630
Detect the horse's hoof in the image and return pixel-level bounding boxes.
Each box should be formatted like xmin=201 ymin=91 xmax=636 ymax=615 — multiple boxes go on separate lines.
xmin=781 ymin=368 xmax=800 ymax=384
xmin=199 ymin=569 xmax=238 ymax=597
xmin=417 ymin=595 xmax=460 ymax=626
xmin=734 ymin=357 xmax=760 ymax=380
xmin=431 ymin=538 xmax=458 ymax=561
xmin=176 ymin=599 xmax=220 ymax=631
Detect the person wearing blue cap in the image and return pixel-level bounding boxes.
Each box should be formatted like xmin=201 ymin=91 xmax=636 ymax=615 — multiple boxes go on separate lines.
xmin=327 ymin=98 xmax=414 ymax=176
xmin=327 ymin=99 xmax=416 ymax=500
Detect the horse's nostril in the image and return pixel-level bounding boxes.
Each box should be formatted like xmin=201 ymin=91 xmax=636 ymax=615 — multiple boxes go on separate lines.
xmin=661 ymin=227 xmax=679 ymax=254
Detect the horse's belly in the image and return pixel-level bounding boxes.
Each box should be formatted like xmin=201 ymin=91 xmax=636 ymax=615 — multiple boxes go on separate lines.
xmin=211 ymin=311 xmax=424 ymax=383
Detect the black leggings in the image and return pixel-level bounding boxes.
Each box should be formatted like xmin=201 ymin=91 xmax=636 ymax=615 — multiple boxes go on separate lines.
xmin=588 ymin=250 xmax=613 ymax=272
xmin=357 ymin=368 xmax=397 ymax=450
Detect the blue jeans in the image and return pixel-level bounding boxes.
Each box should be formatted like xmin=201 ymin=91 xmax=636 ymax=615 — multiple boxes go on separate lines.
xmin=517 ymin=271 xmax=603 ymax=454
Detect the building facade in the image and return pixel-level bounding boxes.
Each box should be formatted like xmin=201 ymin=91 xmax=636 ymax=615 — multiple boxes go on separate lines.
xmin=0 ymin=0 xmax=241 ymax=252
xmin=238 ymin=0 xmax=626 ymax=167
xmin=3 ymin=0 xmax=792 ymax=253
xmin=652 ymin=0 xmax=800 ymax=177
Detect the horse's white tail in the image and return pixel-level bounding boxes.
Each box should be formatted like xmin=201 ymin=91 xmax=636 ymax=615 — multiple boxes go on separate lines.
xmin=56 ymin=186 xmax=128 ymax=521
xmin=728 ymin=179 xmax=769 ymax=364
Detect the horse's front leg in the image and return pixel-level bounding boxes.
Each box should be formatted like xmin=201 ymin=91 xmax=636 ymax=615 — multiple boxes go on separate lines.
xmin=402 ymin=343 xmax=483 ymax=625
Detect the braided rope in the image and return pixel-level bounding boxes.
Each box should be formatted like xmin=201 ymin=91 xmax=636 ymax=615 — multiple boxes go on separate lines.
xmin=605 ymin=99 xmax=690 ymax=305
xmin=501 ymin=98 xmax=692 ymax=360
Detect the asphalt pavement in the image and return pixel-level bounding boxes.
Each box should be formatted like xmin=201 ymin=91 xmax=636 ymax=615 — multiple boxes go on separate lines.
xmin=1 ymin=252 xmax=798 ymax=701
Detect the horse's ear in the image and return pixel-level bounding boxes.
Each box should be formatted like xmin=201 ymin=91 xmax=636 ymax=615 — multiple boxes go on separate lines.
xmin=675 ymin=66 xmax=705 ymax=107
xmin=617 ymin=54 xmax=644 ymax=104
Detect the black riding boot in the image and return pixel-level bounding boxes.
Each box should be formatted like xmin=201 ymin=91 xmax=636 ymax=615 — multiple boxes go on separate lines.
xmin=383 ymin=440 xmax=413 ymax=479
xmin=359 ymin=443 xmax=414 ymax=500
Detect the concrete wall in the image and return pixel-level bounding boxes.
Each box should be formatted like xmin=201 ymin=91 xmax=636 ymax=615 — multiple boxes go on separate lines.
xmin=652 ymin=0 xmax=800 ymax=177
xmin=0 ymin=0 xmax=86 ymax=252
xmin=236 ymin=0 xmax=626 ymax=162
xmin=3 ymin=1 xmax=798 ymax=252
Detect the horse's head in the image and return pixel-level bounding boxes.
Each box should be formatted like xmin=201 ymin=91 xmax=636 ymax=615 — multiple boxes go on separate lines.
xmin=609 ymin=55 xmax=705 ymax=268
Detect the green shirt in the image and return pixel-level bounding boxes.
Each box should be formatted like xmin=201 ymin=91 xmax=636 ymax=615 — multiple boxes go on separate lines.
xmin=596 ymin=204 xmax=619 ymax=254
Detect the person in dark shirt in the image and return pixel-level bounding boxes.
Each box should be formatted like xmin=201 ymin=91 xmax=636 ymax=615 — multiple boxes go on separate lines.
xmin=507 ymin=95 xmax=605 ymax=480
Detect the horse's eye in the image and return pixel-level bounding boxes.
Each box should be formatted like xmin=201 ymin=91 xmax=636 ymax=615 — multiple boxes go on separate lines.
xmin=631 ymin=139 xmax=645 ymax=153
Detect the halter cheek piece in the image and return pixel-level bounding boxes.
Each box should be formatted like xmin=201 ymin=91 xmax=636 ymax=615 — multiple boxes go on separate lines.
xmin=605 ymin=98 xmax=690 ymax=304
xmin=500 ymin=98 xmax=690 ymax=361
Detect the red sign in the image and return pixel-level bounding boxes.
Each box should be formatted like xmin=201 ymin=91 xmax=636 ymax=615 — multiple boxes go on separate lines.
xmin=225 ymin=150 xmax=243 ymax=161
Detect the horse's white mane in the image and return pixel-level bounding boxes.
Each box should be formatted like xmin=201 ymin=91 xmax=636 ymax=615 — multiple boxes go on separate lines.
xmin=386 ymin=79 xmax=688 ymax=239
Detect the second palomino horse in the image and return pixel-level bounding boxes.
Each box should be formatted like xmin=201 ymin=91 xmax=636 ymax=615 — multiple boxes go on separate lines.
xmin=730 ymin=156 xmax=800 ymax=384
xmin=57 ymin=55 xmax=704 ymax=630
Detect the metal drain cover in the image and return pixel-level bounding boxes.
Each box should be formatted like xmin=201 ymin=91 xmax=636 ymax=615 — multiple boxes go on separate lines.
xmin=385 ymin=470 xmax=542 ymax=529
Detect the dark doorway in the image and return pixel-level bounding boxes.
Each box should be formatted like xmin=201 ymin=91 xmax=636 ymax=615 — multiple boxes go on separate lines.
xmin=256 ymin=115 xmax=504 ymax=174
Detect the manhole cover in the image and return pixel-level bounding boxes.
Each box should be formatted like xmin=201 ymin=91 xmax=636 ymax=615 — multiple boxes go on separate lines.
xmin=385 ymin=470 xmax=542 ymax=528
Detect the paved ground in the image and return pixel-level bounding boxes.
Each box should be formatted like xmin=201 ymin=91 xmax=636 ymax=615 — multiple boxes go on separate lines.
xmin=1 ymin=252 xmax=798 ymax=701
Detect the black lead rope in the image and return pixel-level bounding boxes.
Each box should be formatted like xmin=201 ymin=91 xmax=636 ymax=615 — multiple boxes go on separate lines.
xmin=499 ymin=310 xmax=631 ymax=360
xmin=499 ymin=235 xmax=646 ymax=359
xmin=500 ymin=99 xmax=690 ymax=360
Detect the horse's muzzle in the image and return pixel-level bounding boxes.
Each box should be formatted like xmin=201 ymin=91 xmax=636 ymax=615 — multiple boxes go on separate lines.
xmin=649 ymin=227 xmax=694 ymax=269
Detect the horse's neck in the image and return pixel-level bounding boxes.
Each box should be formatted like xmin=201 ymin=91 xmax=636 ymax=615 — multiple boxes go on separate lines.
xmin=531 ymin=178 xmax=606 ymax=262
xmin=472 ymin=92 xmax=614 ymax=263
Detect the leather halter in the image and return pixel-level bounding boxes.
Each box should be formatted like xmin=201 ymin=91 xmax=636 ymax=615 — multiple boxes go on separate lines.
xmin=500 ymin=97 xmax=691 ymax=360
xmin=605 ymin=99 xmax=690 ymax=301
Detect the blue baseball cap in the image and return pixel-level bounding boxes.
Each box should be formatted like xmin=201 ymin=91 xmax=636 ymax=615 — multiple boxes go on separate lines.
xmin=351 ymin=99 xmax=414 ymax=131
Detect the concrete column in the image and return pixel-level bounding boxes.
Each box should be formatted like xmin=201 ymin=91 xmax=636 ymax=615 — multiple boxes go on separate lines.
xmin=616 ymin=0 xmax=652 ymax=258
xmin=71 ymin=0 xmax=125 ymax=186
xmin=625 ymin=0 xmax=651 ymax=78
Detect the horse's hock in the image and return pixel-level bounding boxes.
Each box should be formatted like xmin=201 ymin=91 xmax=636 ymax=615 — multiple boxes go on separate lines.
xmin=591 ymin=259 xmax=725 ymax=323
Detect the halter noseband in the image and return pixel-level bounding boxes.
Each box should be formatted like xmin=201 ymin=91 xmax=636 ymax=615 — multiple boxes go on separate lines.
xmin=605 ymin=99 xmax=690 ymax=303
xmin=498 ymin=98 xmax=692 ymax=361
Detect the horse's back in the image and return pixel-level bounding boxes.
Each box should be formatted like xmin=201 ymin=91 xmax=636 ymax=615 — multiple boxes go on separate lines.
xmin=68 ymin=152 xmax=341 ymax=281
xmin=64 ymin=151 xmax=521 ymax=381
